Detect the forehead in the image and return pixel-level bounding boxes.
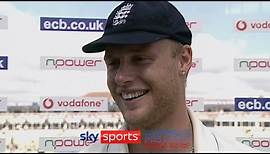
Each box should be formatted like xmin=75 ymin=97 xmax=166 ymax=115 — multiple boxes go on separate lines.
xmin=104 ymin=39 xmax=173 ymax=58
xmin=104 ymin=44 xmax=151 ymax=58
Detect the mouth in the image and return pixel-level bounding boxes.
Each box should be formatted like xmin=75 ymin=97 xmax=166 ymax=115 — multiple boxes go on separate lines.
xmin=120 ymin=90 xmax=149 ymax=101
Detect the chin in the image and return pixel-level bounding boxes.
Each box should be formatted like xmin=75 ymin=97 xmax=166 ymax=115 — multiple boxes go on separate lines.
xmin=124 ymin=112 xmax=149 ymax=129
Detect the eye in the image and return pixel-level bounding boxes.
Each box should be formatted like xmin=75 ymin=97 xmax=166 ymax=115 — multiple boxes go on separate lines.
xmin=136 ymin=57 xmax=145 ymax=61
xmin=133 ymin=56 xmax=152 ymax=64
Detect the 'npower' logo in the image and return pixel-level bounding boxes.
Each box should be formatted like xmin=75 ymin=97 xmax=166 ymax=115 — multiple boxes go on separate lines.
xmin=235 ymin=19 xmax=270 ymax=32
xmin=234 ymin=58 xmax=270 ymax=71
xmin=39 ymin=137 xmax=98 ymax=152
xmin=40 ymin=56 xmax=106 ymax=71
xmin=40 ymin=97 xmax=108 ymax=111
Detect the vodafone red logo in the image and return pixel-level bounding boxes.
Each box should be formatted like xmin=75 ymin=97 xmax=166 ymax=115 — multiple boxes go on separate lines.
xmin=43 ymin=98 xmax=54 ymax=109
xmin=236 ymin=20 xmax=247 ymax=31
xmin=235 ymin=19 xmax=270 ymax=32
xmin=40 ymin=97 xmax=108 ymax=111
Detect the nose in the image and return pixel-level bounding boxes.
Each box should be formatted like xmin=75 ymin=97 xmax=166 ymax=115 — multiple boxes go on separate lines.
xmin=114 ymin=62 xmax=134 ymax=86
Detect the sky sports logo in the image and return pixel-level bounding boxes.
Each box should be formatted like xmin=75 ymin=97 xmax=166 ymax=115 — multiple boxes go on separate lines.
xmin=40 ymin=17 xmax=106 ymax=32
xmin=0 ymin=56 xmax=8 ymax=70
xmin=79 ymin=130 xmax=141 ymax=144
xmin=79 ymin=130 xmax=191 ymax=145
xmin=234 ymin=58 xmax=270 ymax=71
xmin=0 ymin=15 xmax=8 ymax=29
xmin=80 ymin=130 xmax=141 ymax=144
xmin=39 ymin=137 xmax=98 ymax=152
xmin=235 ymin=98 xmax=270 ymax=111
xmin=40 ymin=56 xmax=106 ymax=71
xmin=79 ymin=129 xmax=192 ymax=151
xmin=40 ymin=97 xmax=108 ymax=111
xmin=235 ymin=19 xmax=270 ymax=32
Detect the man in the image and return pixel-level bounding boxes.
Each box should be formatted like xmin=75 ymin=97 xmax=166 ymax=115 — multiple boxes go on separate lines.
xmin=82 ymin=1 xmax=258 ymax=153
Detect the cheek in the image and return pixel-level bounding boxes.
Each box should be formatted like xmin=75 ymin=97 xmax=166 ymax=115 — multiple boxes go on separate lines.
xmin=150 ymin=66 xmax=179 ymax=91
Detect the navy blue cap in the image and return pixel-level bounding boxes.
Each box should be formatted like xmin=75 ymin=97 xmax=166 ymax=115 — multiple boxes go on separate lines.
xmin=82 ymin=1 xmax=192 ymax=53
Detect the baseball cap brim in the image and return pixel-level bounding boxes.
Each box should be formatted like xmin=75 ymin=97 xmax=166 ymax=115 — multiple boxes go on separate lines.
xmin=82 ymin=31 xmax=169 ymax=53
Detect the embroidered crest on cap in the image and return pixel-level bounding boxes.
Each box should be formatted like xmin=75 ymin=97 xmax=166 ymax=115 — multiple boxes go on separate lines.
xmin=113 ymin=3 xmax=134 ymax=26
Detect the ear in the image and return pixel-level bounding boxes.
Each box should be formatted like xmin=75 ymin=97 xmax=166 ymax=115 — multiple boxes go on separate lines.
xmin=177 ymin=45 xmax=192 ymax=77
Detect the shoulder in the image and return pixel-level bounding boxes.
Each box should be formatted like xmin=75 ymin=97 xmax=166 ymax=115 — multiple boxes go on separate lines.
xmin=206 ymin=126 xmax=260 ymax=153
xmin=188 ymin=109 xmax=260 ymax=153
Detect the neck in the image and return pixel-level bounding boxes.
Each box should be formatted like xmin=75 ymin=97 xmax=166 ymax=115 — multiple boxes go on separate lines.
xmin=128 ymin=107 xmax=194 ymax=153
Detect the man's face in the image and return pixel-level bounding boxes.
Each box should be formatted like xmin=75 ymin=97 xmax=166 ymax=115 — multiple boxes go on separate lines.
xmin=104 ymin=39 xmax=188 ymax=129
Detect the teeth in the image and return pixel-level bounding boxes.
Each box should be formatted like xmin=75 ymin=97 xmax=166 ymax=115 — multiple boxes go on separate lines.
xmin=122 ymin=91 xmax=145 ymax=100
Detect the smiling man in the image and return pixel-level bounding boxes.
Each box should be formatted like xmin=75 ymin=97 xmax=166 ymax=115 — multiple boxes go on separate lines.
xmin=104 ymin=39 xmax=191 ymax=132
xmin=82 ymin=1 xmax=258 ymax=153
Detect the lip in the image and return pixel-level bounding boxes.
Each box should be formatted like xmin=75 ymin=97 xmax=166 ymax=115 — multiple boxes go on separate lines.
xmin=119 ymin=90 xmax=149 ymax=110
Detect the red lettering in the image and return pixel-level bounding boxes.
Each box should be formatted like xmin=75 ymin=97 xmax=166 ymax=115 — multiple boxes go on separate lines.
xmin=186 ymin=100 xmax=198 ymax=107
xmin=65 ymin=59 xmax=73 ymax=66
xmin=100 ymin=130 xmax=141 ymax=144
xmin=48 ymin=58 xmax=103 ymax=68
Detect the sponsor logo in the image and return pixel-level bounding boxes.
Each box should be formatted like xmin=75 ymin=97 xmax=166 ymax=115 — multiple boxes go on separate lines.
xmin=0 ymin=97 xmax=7 ymax=112
xmin=40 ymin=17 xmax=106 ymax=32
xmin=235 ymin=19 xmax=270 ymax=32
xmin=113 ymin=3 xmax=134 ymax=26
xmin=236 ymin=137 xmax=270 ymax=152
xmin=42 ymin=98 xmax=54 ymax=109
xmin=0 ymin=56 xmax=8 ymax=70
xmin=186 ymin=97 xmax=204 ymax=112
xmin=0 ymin=15 xmax=8 ymax=29
xmin=100 ymin=130 xmax=141 ymax=144
xmin=39 ymin=137 xmax=97 ymax=152
xmin=40 ymin=56 xmax=106 ymax=71
xmin=236 ymin=20 xmax=248 ymax=31
xmin=40 ymin=97 xmax=108 ymax=111
xmin=234 ymin=58 xmax=270 ymax=71
xmin=79 ymin=131 xmax=99 ymax=142
xmin=235 ymin=97 xmax=270 ymax=111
